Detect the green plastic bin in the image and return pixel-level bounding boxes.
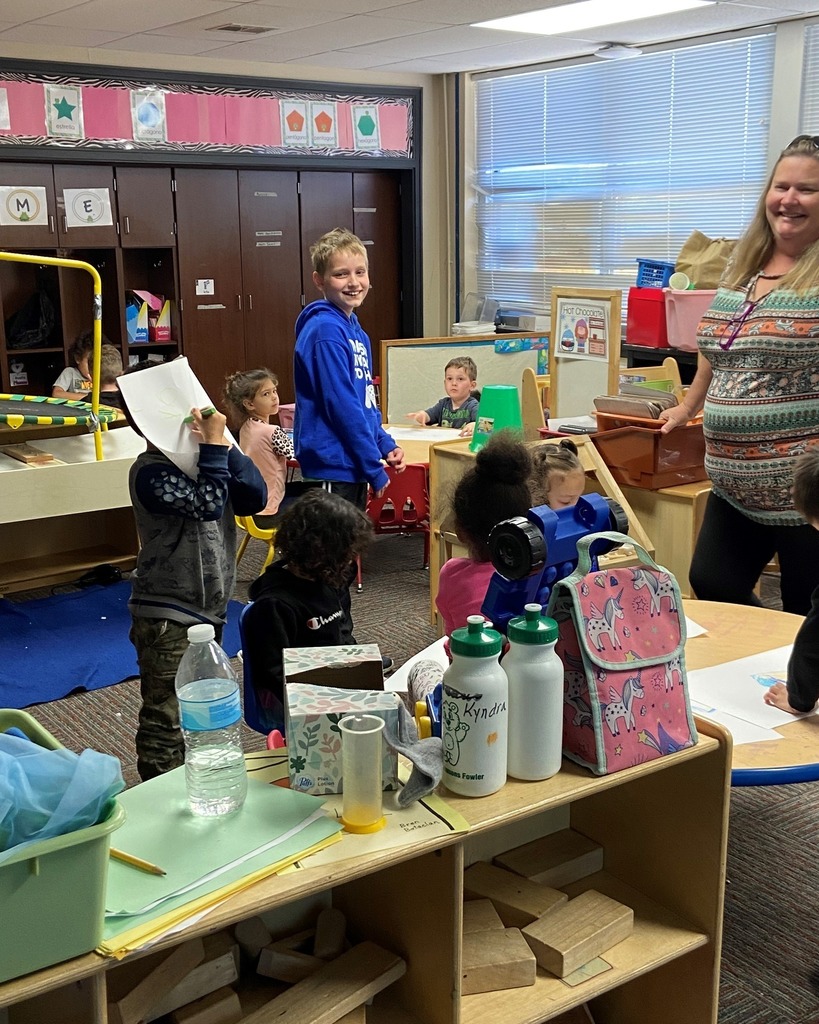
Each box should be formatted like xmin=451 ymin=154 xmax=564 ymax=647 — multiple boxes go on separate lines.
xmin=0 ymin=709 xmax=125 ymax=983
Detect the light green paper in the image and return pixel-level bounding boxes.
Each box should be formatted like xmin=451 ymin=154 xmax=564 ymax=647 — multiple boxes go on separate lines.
xmin=104 ymin=768 xmax=341 ymax=936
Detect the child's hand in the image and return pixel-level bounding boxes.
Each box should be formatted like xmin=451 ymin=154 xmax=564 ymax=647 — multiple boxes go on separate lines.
xmin=406 ymin=411 xmax=428 ymax=425
xmin=459 ymin=422 xmax=476 ymax=438
xmin=189 ymin=407 xmax=229 ymax=446
xmin=763 ymin=681 xmax=805 ymax=715
xmin=386 ymin=447 xmax=406 ymax=473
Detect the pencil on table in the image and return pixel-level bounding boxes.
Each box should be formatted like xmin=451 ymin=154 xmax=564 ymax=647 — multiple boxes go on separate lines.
xmin=109 ymin=847 xmax=166 ymax=876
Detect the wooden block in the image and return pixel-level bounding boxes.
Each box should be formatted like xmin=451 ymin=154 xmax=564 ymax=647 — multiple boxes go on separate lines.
xmin=463 ymin=861 xmax=567 ymax=928
xmin=522 ymin=890 xmax=633 ymax=978
xmin=1 ymin=442 xmax=55 ymax=464
xmin=461 ymin=928 xmax=536 ymax=995
xmin=313 ymin=907 xmax=347 ymax=960
xmin=234 ymin=916 xmax=272 ymax=959
xmin=147 ymin=932 xmax=239 ymax=1021
xmin=494 ymin=829 xmax=604 ymax=889
xmin=462 ymin=898 xmax=505 ymax=934
xmin=239 ymin=941 xmax=406 ymax=1024
xmin=258 ymin=945 xmax=325 ymax=983
xmin=109 ymin=938 xmax=206 ymax=1024
xmin=170 ymin=986 xmax=242 ymax=1024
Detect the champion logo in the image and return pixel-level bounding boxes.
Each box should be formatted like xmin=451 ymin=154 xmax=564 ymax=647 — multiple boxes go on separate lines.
xmin=306 ymin=609 xmax=344 ymax=630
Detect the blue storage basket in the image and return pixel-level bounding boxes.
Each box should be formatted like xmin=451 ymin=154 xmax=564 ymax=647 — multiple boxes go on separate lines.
xmin=635 ymin=258 xmax=675 ymax=289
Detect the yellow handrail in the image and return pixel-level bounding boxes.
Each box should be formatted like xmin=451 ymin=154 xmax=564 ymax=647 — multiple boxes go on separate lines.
xmin=0 ymin=251 xmax=104 ymax=460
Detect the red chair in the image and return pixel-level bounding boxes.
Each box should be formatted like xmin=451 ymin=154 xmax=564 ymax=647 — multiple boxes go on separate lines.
xmin=364 ymin=463 xmax=430 ymax=580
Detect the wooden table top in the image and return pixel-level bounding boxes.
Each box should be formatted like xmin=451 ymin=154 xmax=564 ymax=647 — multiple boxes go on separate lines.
xmin=684 ymin=600 xmax=819 ymax=772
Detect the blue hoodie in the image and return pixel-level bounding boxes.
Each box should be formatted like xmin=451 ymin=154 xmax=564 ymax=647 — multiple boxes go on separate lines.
xmin=294 ymin=300 xmax=396 ymax=491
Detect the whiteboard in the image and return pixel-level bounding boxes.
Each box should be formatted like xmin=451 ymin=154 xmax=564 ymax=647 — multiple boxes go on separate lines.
xmin=382 ymin=337 xmax=541 ymax=425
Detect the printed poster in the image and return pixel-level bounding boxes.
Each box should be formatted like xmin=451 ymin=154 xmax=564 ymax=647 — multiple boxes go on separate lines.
xmin=309 ymin=101 xmax=338 ymax=148
xmin=45 ymin=84 xmax=83 ymax=139
xmin=131 ymin=89 xmax=167 ymax=142
xmin=0 ymin=185 xmax=48 ymax=226
xmin=554 ymin=297 xmax=610 ymax=361
xmin=352 ymin=104 xmax=381 ymax=149
xmin=63 ymin=187 xmax=114 ymax=228
xmin=281 ymin=101 xmax=308 ymax=146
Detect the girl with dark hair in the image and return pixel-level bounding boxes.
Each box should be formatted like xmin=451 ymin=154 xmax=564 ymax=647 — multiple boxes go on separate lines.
xmin=529 ymin=438 xmax=585 ymax=510
xmin=436 ymin=431 xmax=532 ymax=636
xmin=241 ymin=489 xmax=373 ymax=733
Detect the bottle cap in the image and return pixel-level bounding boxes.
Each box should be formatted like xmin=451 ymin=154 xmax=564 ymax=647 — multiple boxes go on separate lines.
xmin=449 ymin=615 xmax=503 ymax=658
xmin=187 ymin=623 xmax=216 ymax=643
xmin=508 ymin=603 xmax=558 ymax=645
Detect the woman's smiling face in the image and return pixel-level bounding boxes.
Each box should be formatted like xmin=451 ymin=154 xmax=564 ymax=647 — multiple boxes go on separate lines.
xmin=765 ymin=154 xmax=819 ymax=256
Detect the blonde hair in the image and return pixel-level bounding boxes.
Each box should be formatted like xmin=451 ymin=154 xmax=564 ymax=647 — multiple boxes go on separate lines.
xmin=724 ymin=135 xmax=819 ymax=293
xmin=98 ymin=344 xmax=123 ymax=388
xmin=310 ymin=228 xmax=367 ymax=276
xmin=224 ymin=368 xmax=278 ymax=430
xmin=530 ymin=439 xmax=583 ymax=507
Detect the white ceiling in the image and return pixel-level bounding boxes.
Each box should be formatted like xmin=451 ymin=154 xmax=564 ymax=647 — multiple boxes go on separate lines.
xmin=0 ymin=0 xmax=818 ymax=75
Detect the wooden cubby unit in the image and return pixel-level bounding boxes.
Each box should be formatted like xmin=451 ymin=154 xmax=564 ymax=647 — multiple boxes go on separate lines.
xmin=0 ymin=719 xmax=729 ymax=1023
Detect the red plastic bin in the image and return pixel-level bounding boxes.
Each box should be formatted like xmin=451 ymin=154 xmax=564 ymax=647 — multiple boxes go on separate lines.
xmin=626 ymin=287 xmax=668 ymax=348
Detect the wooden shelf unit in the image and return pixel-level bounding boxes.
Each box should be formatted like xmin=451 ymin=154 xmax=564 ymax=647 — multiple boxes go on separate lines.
xmin=0 ymin=720 xmax=730 ymax=1024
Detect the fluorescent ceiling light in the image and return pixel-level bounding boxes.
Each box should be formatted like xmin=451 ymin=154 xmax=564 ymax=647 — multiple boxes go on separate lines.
xmin=474 ymin=0 xmax=715 ymax=35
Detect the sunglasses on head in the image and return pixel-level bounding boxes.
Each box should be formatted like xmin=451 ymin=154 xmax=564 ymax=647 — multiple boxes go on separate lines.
xmin=787 ymin=134 xmax=819 ymax=149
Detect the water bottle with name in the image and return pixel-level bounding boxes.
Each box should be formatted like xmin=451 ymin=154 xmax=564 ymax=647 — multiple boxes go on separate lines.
xmin=442 ymin=615 xmax=508 ymax=798
xmin=505 ymin=603 xmax=564 ymax=781
xmin=174 ymin=624 xmax=247 ymax=816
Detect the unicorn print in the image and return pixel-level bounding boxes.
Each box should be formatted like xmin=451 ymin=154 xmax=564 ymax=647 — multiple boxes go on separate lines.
xmin=585 ymin=590 xmax=624 ymax=651
xmin=603 ymin=673 xmax=644 ymax=737
xmin=631 ymin=569 xmax=677 ymax=616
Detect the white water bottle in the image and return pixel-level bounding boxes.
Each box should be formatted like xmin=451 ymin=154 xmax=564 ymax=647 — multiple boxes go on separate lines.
xmin=442 ymin=615 xmax=508 ymax=797
xmin=505 ymin=604 xmax=564 ymax=781
xmin=174 ymin=624 xmax=247 ymax=816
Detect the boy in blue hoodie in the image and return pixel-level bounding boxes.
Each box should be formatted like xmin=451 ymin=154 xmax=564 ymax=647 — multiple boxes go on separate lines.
xmin=294 ymin=228 xmax=404 ymax=645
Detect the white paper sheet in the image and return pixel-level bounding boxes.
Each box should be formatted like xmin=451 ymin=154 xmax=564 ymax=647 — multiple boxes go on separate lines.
xmin=689 ymin=703 xmax=783 ymax=746
xmin=686 ymin=645 xmax=805 ymax=731
xmin=117 ymin=357 xmax=237 ymax=478
xmin=684 ymin=616 xmax=708 ymax=639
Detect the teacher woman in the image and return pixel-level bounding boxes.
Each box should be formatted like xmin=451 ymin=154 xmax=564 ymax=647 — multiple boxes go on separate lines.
xmin=661 ymin=134 xmax=819 ymax=614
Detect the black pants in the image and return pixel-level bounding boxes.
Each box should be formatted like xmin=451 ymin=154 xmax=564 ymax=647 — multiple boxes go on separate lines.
xmin=321 ymin=480 xmax=369 ymax=644
xmin=689 ymin=491 xmax=819 ymax=615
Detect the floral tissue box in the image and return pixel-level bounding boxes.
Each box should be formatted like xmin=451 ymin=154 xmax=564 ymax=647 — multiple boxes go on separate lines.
xmin=285 ymin=682 xmax=400 ymax=795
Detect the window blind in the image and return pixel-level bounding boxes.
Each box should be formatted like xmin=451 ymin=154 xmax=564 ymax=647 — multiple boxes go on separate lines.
xmin=800 ymin=21 xmax=819 ymax=129
xmin=473 ymin=33 xmax=775 ymax=313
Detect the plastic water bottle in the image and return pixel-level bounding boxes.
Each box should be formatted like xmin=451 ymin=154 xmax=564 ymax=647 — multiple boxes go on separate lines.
xmin=442 ymin=615 xmax=508 ymax=797
xmin=174 ymin=624 xmax=247 ymax=816
xmin=505 ymin=604 xmax=564 ymax=781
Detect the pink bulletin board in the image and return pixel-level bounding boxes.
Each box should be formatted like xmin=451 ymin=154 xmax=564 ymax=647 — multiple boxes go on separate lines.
xmin=0 ymin=70 xmax=415 ymax=160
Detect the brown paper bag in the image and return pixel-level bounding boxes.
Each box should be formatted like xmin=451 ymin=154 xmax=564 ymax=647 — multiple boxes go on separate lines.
xmin=675 ymin=230 xmax=736 ymax=289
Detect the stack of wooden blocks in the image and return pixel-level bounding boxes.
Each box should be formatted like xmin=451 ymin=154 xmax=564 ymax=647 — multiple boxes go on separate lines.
xmin=462 ymin=827 xmax=634 ymax=1022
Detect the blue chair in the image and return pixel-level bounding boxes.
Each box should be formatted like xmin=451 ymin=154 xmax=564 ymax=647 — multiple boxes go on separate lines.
xmin=238 ymin=602 xmax=285 ymax=747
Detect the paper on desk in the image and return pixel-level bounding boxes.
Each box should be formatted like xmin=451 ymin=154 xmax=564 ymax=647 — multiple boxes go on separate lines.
xmin=386 ymin=425 xmax=458 ymax=443
xmin=686 ymin=645 xmax=806 ymax=731
xmin=105 ymin=768 xmax=342 ymax=918
xmin=689 ymin=703 xmax=783 ymax=746
xmin=684 ymin=616 xmax=708 ymax=639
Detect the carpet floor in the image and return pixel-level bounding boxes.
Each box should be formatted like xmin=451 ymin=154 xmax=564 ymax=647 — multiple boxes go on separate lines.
xmin=7 ymin=544 xmax=817 ymax=1023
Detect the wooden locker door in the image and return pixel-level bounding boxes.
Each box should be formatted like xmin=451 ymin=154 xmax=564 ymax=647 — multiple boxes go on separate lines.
xmin=298 ymin=171 xmax=353 ymax=306
xmin=115 ymin=167 xmax=176 ymax=248
xmin=0 ymin=163 xmax=58 ymax=248
xmin=238 ymin=170 xmax=302 ymax=402
xmin=174 ymin=168 xmax=245 ymax=407
xmin=53 ymin=164 xmax=118 ymax=247
xmin=353 ymin=172 xmax=402 ymax=381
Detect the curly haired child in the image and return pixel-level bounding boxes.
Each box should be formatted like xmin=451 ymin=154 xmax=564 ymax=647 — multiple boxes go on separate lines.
xmin=529 ymin=438 xmax=585 ymax=510
xmin=436 ymin=431 xmax=532 ymax=636
xmin=241 ymin=489 xmax=374 ymax=733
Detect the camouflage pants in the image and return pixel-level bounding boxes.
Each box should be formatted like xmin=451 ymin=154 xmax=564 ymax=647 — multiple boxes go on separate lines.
xmin=129 ymin=617 xmax=223 ymax=781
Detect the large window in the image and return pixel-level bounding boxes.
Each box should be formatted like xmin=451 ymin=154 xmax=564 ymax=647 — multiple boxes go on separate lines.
xmin=801 ymin=21 xmax=819 ymax=128
xmin=473 ymin=33 xmax=775 ymax=312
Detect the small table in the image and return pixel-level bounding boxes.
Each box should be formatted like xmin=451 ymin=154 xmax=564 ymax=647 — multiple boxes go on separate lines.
xmin=684 ymin=600 xmax=819 ymax=784
xmin=384 ymin=424 xmax=460 ymax=466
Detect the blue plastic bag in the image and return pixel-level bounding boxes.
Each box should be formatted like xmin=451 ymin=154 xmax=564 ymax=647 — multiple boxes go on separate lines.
xmin=0 ymin=733 xmax=124 ymax=862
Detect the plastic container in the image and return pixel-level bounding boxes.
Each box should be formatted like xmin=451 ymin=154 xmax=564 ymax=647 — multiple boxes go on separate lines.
xmin=664 ymin=288 xmax=716 ymax=352
xmin=338 ymin=714 xmax=387 ymax=833
xmin=591 ymin=421 xmax=707 ymax=489
xmin=442 ymin=616 xmax=508 ymax=797
xmin=470 ymin=384 xmax=523 ymax=452
xmin=278 ymin=402 xmax=295 ymax=429
xmin=175 ymin=624 xmax=248 ymax=817
xmin=0 ymin=709 xmax=125 ymax=983
xmin=626 ymin=287 xmax=669 ymax=348
xmin=504 ymin=604 xmax=563 ymax=781
xmin=635 ymin=258 xmax=675 ymax=289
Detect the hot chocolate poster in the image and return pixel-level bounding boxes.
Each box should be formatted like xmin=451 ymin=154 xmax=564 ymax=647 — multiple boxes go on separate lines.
xmin=555 ymin=297 xmax=610 ymax=361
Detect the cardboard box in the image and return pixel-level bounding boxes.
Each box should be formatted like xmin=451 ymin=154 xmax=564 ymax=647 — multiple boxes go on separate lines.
xmin=284 ymin=646 xmax=397 ymax=795
xmin=127 ymin=289 xmax=172 ymax=343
